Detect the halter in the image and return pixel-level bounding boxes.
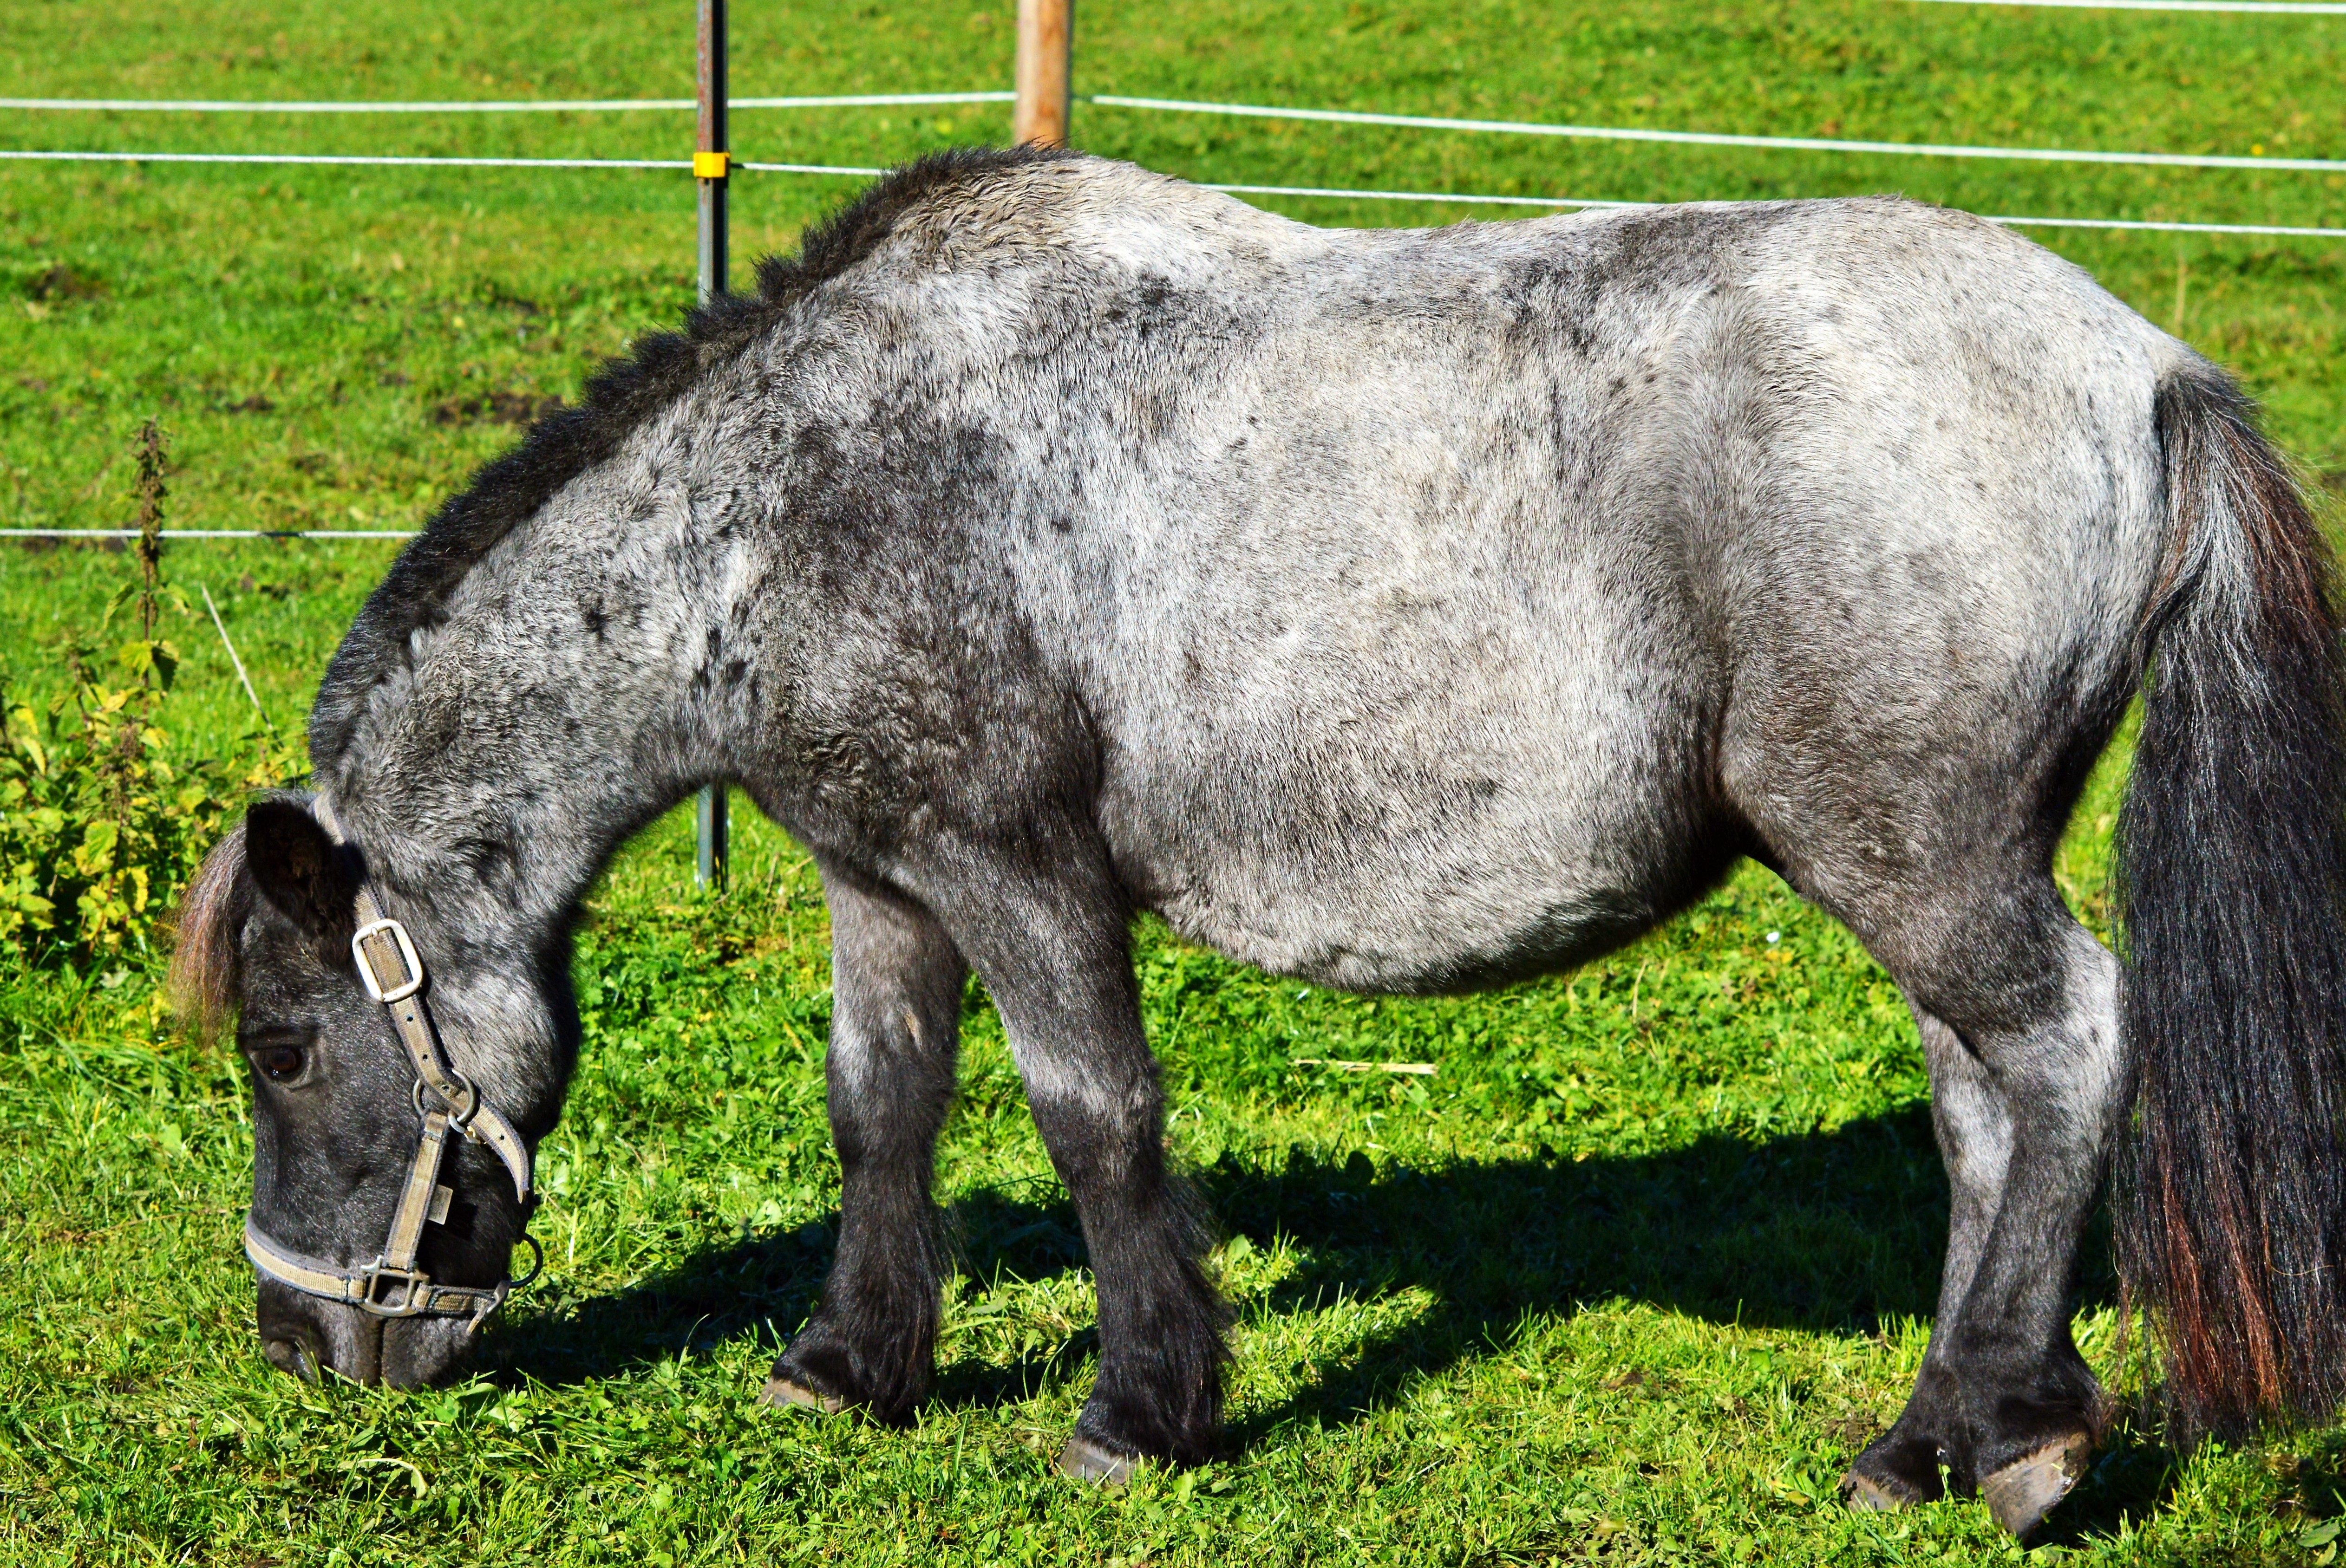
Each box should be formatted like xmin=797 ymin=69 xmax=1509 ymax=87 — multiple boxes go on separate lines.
xmin=243 ymin=800 xmax=541 ymax=1325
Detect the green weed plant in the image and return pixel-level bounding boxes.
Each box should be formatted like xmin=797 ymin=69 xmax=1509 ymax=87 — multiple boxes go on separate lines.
xmin=1 ymin=423 xmax=297 ymax=963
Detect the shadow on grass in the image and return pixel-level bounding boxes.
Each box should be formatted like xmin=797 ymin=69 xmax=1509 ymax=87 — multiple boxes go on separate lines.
xmin=490 ymin=1108 xmax=1987 ymax=1386
xmin=483 ymin=1106 xmax=2162 ymax=1533
xmin=481 ymin=1224 xmax=829 ymax=1387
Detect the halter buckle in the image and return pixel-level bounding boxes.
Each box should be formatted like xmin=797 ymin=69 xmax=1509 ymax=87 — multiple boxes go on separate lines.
xmin=358 ymin=1261 xmax=438 ymax=1318
xmin=352 ymin=917 xmax=425 ymax=1003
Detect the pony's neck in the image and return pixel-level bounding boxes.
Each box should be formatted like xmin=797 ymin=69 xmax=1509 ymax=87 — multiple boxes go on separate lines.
xmin=313 ymin=503 xmax=755 ymax=957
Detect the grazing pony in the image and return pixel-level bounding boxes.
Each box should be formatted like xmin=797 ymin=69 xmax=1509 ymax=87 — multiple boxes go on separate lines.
xmin=173 ymin=147 xmax=2346 ymax=1538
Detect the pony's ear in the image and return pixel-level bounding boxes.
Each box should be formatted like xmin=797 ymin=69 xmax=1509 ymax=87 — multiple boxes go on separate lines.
xmin=244 ymin=800 xmax=357 ymax=947
xmin=167 ymin=823 xmax=253 ymax=1042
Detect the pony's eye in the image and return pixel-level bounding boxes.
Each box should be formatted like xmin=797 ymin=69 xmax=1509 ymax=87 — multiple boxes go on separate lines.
xmin=256 ymin=1045 xmax=306 ymax=1083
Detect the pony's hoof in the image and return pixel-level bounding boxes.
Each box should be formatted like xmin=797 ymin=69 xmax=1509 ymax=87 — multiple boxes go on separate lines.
xmin=1058 ymin=1435 xmax=1140 ymax=1486
xmin=1980 ymin=1433 xmax=2091 ymax=1538
xmin=1841 ymin=1435 xmax=1943 ymax=1513
xmin=1841 ymin=1470 xmax=1921 ymax=1512
xmin=759 ymin=1375 xmax=848 ymax=1415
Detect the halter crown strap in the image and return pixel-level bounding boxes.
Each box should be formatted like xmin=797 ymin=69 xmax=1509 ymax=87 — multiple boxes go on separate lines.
xmin=243 ymin=794 xmax=540 ymax=1322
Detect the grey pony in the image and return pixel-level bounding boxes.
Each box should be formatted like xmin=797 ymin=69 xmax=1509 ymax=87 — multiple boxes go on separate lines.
xmin=172 ymin=146 xmax=2346 ymax=1541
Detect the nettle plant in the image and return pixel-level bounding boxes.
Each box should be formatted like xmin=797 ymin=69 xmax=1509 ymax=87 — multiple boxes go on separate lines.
xmin=0 ymin=422 xmax=297 ymax=963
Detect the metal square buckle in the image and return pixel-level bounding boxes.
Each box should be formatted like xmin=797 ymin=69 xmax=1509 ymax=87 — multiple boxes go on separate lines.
xmin=359 ymin=1262 xmax=436 ymax=1318
xmin=351 ymin=917 xmax=425 ymax=1003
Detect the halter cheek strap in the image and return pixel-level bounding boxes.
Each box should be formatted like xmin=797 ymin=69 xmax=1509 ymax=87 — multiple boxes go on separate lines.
xmin=349 ymin=910 xmax=535 ymax=1205
xmin=243 ymin=800 xmax=541 ymax=1322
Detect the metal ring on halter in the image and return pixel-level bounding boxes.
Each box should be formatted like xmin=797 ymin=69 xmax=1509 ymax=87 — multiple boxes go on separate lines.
xmin=511 ymin=1233 xmax=545 ymax=1290
xmin=409 ymin=1071 xmax=480 ymax=1129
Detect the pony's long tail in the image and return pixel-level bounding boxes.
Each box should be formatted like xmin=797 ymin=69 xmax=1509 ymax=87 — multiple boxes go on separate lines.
xmin=2114 ymin=362 xmax=2346 ymax=1441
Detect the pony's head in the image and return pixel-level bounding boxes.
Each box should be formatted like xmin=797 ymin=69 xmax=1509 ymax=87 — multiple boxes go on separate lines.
xmin=173 ymin=796 xmax=562 ymax=1386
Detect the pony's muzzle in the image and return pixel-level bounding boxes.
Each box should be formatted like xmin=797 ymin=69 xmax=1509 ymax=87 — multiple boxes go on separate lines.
xmin=256 ymin=1278 xmax=480 ymax=1387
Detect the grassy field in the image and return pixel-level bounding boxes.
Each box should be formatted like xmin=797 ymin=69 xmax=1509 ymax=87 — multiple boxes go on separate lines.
xmin=5 ymin=1 xmax=2346 ymax=1562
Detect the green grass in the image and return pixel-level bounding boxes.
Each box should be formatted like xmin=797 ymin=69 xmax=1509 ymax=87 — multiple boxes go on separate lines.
xmin=5 ymin=1 xmax=2346 ymax=1562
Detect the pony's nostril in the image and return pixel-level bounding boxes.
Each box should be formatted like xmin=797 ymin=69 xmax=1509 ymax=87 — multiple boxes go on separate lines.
xmin=263 ymin=1335 xmax=323 ymax=1384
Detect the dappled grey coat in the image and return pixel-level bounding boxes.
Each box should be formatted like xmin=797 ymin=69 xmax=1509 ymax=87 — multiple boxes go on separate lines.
xmin=181 ymin=149 xmax=2346 ymax=1541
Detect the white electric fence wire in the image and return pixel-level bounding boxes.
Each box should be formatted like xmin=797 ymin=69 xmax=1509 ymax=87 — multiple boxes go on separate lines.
xmin=7 ymin=88 xmax=2334 ymax=173
xmin=0 ymin=150 xmax=897 ymax=176
xmin=0 ymin=529 xmax=418 ymax=539
xmin=0 ymin=149 xmax=689 ymax=169
xmin=4 ymin=150 xmax=2339 ymax=235
xmin=1 ymin=146 xmax=2341 ymax=243
xmin=1092 ymin=93 xmax=2346 ymax=174
xmin=0 ymin=92 xmax=1015 ymax=113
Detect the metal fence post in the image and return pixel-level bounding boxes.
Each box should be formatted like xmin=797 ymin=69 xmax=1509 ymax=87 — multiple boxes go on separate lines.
xmin=694 ymin=0 xmax=730 ymax=890
xmin=1014 ymin=0 xmax=1072 ymax=147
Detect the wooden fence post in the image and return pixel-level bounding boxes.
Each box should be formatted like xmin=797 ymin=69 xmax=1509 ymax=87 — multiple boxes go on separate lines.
xmin=1014 ymin=0 xmax=1072 ymax=147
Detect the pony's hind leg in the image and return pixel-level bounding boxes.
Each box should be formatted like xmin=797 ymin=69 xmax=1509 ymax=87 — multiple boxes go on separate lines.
xmin=1835 ymin=880 xmax=2124 ymax=1536
xmin=1719 ymin=543 xmax=2135 ymax=1535
xmin=1842 ymin=1002 xmax=2013 ymax=1511
xmin=762 ymin=865 xmax=967 ymax=1424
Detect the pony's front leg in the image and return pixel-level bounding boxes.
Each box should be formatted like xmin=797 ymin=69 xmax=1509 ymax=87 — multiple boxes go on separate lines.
xmin=762 ymin=865 xmax=966 ymax=1425
xmin=947 ymin=867 xmax=1227 ymax=1478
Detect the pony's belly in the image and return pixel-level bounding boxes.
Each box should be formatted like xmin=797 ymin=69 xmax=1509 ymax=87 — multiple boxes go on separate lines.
xmin=1085 ymin=539 xmax=1702 ymax=995
xmin=1124 ymin=811 xmax=1673 ymax=995
xmin=1099 ymin=685 xmax=1696 ymax=995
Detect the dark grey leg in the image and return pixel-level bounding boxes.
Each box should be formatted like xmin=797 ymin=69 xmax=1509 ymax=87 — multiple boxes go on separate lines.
xmin=763 ymin=865 xmax=967 ymax=1424
xmin=1844 ymin=1002 xmax=2014 ymax=1509
xmin=1843 ymin=898 xmax=2123 ymax=1535
xmin=937 ymin=861 xmax=1226 ymax=1474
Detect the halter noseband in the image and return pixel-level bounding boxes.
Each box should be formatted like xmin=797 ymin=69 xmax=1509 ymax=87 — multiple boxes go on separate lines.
xmin=243 ymin=801 xmax=541 ymax=1324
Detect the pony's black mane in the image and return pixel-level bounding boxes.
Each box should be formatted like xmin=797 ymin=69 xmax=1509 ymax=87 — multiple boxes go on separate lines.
xmin=307 ymin=143 xmax=1076 ymax=771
